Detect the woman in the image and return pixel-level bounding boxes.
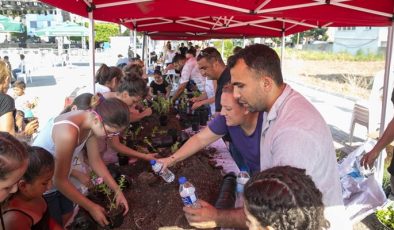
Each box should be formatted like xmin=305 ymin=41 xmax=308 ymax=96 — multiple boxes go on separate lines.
xmin=149 ymin=70 xmax=171 ymax=98
xmin=0 ymin=60 xmax=38 ymax=139
xmin=33 ymin=94 xmax=130 ymax=227
xmin=95 ymin=64 xmax=123 ymax=93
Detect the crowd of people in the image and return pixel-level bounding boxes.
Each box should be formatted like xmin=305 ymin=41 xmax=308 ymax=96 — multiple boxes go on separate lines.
xmin=1 ymin=40 xmax=389 ymax=230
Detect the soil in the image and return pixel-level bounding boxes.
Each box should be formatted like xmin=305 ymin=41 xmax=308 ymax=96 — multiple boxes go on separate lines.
xmin=72 ymin=111 xmax=227 ymax=230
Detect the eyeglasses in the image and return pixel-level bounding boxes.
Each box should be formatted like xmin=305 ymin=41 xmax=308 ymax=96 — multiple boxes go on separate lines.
xmin=91 ymin=110 xmax=120 ymax=139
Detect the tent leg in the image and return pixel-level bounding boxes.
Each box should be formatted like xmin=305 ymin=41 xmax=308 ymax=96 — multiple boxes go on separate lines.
xmin=88 ymin=2 xmax=95 ymax=94
xmin=142 ymin=33 xmax=146 ymax=62
xmin=133 ymin=29 xmax=137 ymax=58
xmin=281 ymin=23 xmax=285 ymax=70
xmin=376 ymin=22 xmax=394 ymax=186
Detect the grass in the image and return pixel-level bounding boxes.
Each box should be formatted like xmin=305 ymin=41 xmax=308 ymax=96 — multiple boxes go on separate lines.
xmin=276 ymin=48 xmax=385 ymax=62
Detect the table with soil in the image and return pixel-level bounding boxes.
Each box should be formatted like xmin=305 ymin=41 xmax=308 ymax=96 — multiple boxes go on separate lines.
xmin=118 ymin=138 xmax=238 ymax=230
xmin=72 ymin=112 xmax=240 ymax=230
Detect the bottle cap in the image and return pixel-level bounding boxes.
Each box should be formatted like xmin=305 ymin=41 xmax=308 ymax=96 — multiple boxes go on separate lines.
xmin=178 ymin=176 xmax=187 ymax=184
xmin=149 ymin=160 xmax=157 ymax=165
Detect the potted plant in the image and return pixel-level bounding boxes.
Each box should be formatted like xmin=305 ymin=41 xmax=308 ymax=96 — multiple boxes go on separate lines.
xmin=89 ymin=174 xmax=127 ymax=229
xmin=376 ymin=205 xmax=394 ymax=229
xmin=152 ymin=95 xmax=171 ymax=126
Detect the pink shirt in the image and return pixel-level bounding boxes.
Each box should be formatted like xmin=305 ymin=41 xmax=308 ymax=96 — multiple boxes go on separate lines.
xmin=260 ymin=85 xmax=351 ymax=229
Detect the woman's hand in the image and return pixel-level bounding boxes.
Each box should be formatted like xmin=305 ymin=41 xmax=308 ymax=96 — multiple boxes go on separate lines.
xmin=88 ymin=203 xmax=109 ymax=227
xmin=116 ymin=191 xmax=129 ymax=215
xmin=144 ymin=153 xmax=157 ymax=161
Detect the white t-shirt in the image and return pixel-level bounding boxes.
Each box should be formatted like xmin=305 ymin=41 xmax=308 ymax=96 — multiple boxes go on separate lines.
xmin=179 ymin=57 xmax=205 ymax=92
xmin=260 ymin=85 xmax=351 ymax=230
xmin=205 ymin=79 xmax=216 ymax=114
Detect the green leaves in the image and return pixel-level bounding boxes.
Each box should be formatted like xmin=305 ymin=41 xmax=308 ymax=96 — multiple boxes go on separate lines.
xmin=376 ymin=205 xmax=394 ymax=229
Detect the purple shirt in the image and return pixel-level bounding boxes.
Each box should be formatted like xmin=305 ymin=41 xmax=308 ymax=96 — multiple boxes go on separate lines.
xmin=208 ymin=112 xmax=263 ymax=173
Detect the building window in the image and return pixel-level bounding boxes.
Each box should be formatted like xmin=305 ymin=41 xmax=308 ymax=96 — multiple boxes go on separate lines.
xmin=30 ymin=21 xmax=37 ymax=28
xmin=365 ymin=26 xmax=372 ymax=30
xmin=48 ymin=21 xmax=51 ymax=27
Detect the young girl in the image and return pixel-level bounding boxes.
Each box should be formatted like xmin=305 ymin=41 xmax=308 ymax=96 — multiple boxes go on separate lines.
xmin=33 ymin=94 xmax=130 ymax=227
xmin=95 ymin=64 xmax=123 ymax=94
xmin=243 ymin=166 xmax=329 ymax=230
xmin=0 ymin=132 xmax=28 ymax=203
xmin=3 ymin=146 xmax=62 ymax=230
xmin=149 ymin=70 xmax=171 ymax=98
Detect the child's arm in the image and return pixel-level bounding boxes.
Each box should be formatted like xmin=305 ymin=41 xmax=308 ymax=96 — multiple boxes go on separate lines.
xmin=108 ymin=136 xmax=156 ymax=161
xmin=3 ymin=210 xmax=33 ymax=230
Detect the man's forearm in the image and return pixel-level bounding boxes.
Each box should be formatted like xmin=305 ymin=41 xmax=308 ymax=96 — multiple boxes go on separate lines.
xmin=372 ymin=117 xmax=394 ymax=153
xmin=216 ymin=208 xmax=247 ymax=228
xmin=172 ymin=83 xmax=187 ymax=101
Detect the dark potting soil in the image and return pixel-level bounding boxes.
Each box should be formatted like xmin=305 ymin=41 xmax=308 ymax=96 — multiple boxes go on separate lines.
xmin=71 ymin=112 xmax=225 ymax=230
xmin=115 ymin=147 xmax=223 ymax=230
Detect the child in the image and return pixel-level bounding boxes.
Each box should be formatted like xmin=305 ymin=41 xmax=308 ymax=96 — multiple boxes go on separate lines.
xmin=3 ymin=146 xmax=62 ymax=230
xmin=12 ymin=80 xmax=38 ymax=117
xmin=149 ymin=70 xmax=171 ymax=98
xmin=0 ymin=132 xmax=28 ymax=203
xmin=33 ymin=94 xmax=130 ymax=227
xmin=243 ymin=166 xmax=329 ymax=230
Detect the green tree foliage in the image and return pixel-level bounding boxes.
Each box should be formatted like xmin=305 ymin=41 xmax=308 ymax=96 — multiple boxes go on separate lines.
xmin=212 ymin=39 xmax=234 ymax=60
xmin=94 ymin=23 xmax=120 ymax=42
xmin=291 ymin=28 xmax=328 ymax=45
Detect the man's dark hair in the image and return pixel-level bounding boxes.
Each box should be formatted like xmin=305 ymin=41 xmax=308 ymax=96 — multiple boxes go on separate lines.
xmin=196 ymin=47 xmax=224 ymax=65
xmin=172 ymin=53 xmax=186 ymax=64
xmin=3 ymin=56 xmax=9 ymax=61
xmin=186 ymin=47 xmax=196 ymax=57
xmin=228 ymin=44 xmax=283 ymax=86
xmin=244 ymin=166 xmax=329 ymax=230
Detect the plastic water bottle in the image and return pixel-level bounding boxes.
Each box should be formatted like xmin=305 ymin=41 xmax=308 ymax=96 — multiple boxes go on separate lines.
xmin=150 ymin=160 xmax=175 ymax=183
xmin=179 ymin=177 xmax=200 ymax=208
xmin=235 ymin=170 xmax=250 ymax=207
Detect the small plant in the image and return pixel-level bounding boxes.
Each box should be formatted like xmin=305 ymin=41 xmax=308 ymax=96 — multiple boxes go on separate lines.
xmin=90 ymin=173 xmax=127 ymax=212
xmin=170 ymin=141 xmax=180 ymax=153
xmin=152 ymin=95 xmax=171 ymax=115
xmin=192 ymin=91 xmax=201 ymax=98
xmin=151 ymin=126 xmax=159 ymax=137
xmin=376 ymin=205 xmax=394 ymax=229
xmin=144 ymin=137 xmax=157 ymax=152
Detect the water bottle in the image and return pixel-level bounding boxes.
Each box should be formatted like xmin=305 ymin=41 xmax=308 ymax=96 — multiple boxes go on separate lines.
xmin=235 ymin=170 xmax=250 ymax=207
xmin=179 ymin=177 xmax=200 ymax=208
xmin=150 ymin=160 xmax=175 ymax=183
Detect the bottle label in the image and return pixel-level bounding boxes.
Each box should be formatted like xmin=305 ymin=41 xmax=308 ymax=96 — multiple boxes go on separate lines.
xmin=181 ymin=194 xmax=197 ymax=206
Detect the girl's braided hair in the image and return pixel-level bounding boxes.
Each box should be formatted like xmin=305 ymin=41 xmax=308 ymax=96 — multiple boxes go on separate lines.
xmin=244 ymin=166 xmax=330 ymax=230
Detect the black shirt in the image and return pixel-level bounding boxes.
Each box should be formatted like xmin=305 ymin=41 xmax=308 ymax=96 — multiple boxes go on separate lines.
xmin=215 ymin=67 xmax=231 ymax=112
xmin=150 ymin=80 xmax=169 ymax=95
xmin=0 ymin=93 xmax=15 ymax=117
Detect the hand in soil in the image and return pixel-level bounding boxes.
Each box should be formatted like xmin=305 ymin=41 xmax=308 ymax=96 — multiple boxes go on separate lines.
xmin=183 ymin=200 xmax=218 ymax=228
xmin=88 ymin=203 xmax=110 ymax=227
xmin=116 ymin=192 xmax=129 ymax=215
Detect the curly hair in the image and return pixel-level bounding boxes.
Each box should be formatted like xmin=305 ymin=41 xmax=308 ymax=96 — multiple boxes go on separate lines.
xmin=244 ymin=166 xmax=329 ymax=230
xmin=123 ymin=63 xmax=143 ymax=80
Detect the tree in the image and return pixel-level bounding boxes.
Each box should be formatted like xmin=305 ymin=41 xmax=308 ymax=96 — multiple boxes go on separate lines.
xmin=94 ymin=23 xmax=120 ymax=43
xmin=291 ymin=28 xmax=328 ymax=45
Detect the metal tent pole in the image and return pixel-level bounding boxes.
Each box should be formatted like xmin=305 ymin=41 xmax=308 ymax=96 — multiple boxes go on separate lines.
xmin=88 ymin=1 xmax=95 ymax=93
xmin=133 ymin=29 xmax=137 ymax=58
xmin=376 ymin=22 xmax=394 ymax=186
xmin=280 ymin=22 xmax=285 ymax=70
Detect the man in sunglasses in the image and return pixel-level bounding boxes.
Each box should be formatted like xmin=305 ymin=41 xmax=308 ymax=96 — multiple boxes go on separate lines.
xmin=197 ymin=47 xmax=231 ymax=117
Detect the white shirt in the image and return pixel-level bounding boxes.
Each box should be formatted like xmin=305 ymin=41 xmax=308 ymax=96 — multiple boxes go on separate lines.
xmin=95 ymin=83 xmax=111 ymax=94
xmin=260 ymin=85 xmax=351 ymax=230
xmin=179 ymin=57 xmax=205 ymax=92
xmin=205 ymin=79 xmax=216 ymax=114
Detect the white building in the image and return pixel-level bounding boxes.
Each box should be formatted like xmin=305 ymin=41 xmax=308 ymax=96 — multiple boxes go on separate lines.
xmin=331 ymin=27 xmax=387 ymax=55
xmin=25 ymin=9 xmax=63 ymax=37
